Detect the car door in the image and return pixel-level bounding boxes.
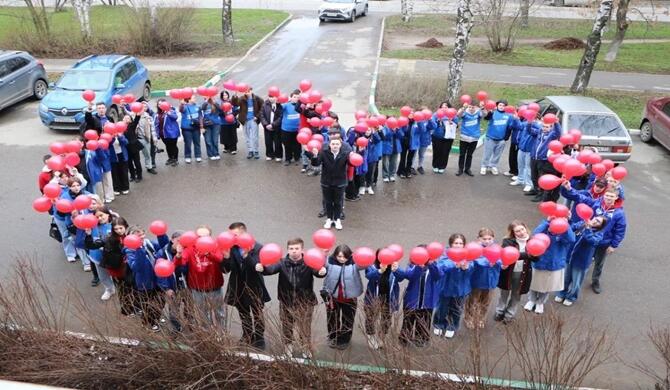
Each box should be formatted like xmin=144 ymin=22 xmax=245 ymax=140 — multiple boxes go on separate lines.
xmin=123 ymin=60 xmax=143 ymax=99
xmin=656 ymin=102 xmax=670 ymax=149
xmin=113 ymin=64 xmax=131 ymax=97
xmin=0 ymin=59 xmax=11 ymax=108
xmin=7 ymin=56 xmax=33 ymax=101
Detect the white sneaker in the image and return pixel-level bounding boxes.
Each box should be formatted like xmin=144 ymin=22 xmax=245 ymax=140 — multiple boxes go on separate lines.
xmin=275 ymin=158 xmax=282 ymax=162
xmin=367 ymin=334 xmax=380 ymax=350
xmin=196 ymin=157 xmax=202 ymax=162
xmin=358 ymin=187 xmax=366 ymax=195
xmin=433 ymin=167 xmax=439 ymax=173
xmin=210 ymin=156 xmax=217 ymax=160
xmin=523 ymin=301 xmax=535 ymax=312
xmin=438 ymin=169 xmax=445 ymax=174
xmin=266 ymin=157 xmax=272 ymax=161
xmin=503 ymin=171 xmax=513 ymax=177
xmin=383 ymin=178 xmax=389 ymax=182
xmin=480 ymin=167 xmax=487 ymax=175
xmin=390 ymin=176 xmax=396 ymax=182
xmin=444 ymin=330 xmax=455 ymax=339
xmin=83 ymin=264 xmax=91 ymax=272
xmin=67 ymin=257 xmax=77 ymax=263
xmin=563 ymin=300 xmax=573 ymax=307
xmin=433 ymin=328 xmax=442 ymax=336
xmin=511 ymin=175 xmax=518 ymax=181
xmin=491 ymin=167 xmax=499 ymax=175
xmin=334 ymin=219 xmax=343 ymax=230
xmin=121 ymin=190 xmax=129 ymax=195
xmin=185 ymin=158 xmax=192 ymax=164
xmin=523 ymin=185 xmax=533 ymax=192
xmin=367 ymin=187 xmax=374 ymax=195
xmin=509 ymin=180 xmax=521 ymax=186
xmin=323 ymin=219 xmax=333 ymax=229
xmin=534 ymin=303 xmax=544 ymax=314
xmin=214 ymin=156 xmax=221 ymax=160
xmin=554 ymin=296 xmax=564 ymax=303
xmin=101 ymin=288 xmax=115 ymax=301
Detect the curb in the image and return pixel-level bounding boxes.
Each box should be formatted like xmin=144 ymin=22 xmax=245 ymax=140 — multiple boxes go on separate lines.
xmin=150 ymin=12 xmax=293 ymax=98
xmin=628 ymin=129 xmax=640 ymax=135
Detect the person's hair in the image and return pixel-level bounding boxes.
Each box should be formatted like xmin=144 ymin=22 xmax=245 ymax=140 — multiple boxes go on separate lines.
xmin=171 ymin=230 xmax=184 ymax=240
xmin=220 ymin=91 xmax=230 ymax=100
xmin=156 ymin=98 xmax=167 ymax=112
xmin=291 ymin=89 xmax=300 ymax=96
xmin=287 ymin=238 xmax=304 ymax=248
xmin=195 ymin=224 xmax=212 ymax=235
xmin=67 ymin=176 xmax=82 ymax=187
xmin=96 ymin=205 xmax=114 ymax=218
xmin=591 ymin=217 xmax=608 ymax=232
xmin=448 ymin=233 xmax=466 ymax=246
xmin=88 ymin=194 xmax=102 ymax=206
xmin=478 ymin=227 xmax=495 ymax=238
xmin=329 ymin=133 xmax=342 ymax=141
xmin=333 ymin=244 xmax=352 ymax=259
xmin=128 ymin=225 xmax=144 ymax=235
xmin=440 ymin=101 xmax=452 ymax=109
xmin=95 ymin=101 xmax=106 ymax=107
xmin=110 ymin=216 xmax=129 ymax=240
xmin=328 ymin=111 xmax=339 ymax=120
xmin=228 ymin=222 xmax=247 ymax=231
xmin=506 ymin=220 xmax=529 ymax=239
xmin=43 ymin=154 xmax=52 ymax=163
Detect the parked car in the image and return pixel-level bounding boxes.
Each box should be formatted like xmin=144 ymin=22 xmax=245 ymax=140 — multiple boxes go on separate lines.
xmin=39 ymin=54 xmax=150 ymax=131
xmin=526 ymin=96 xmax=633 ymax=162
xmin=640 ymin=97 xmax=670 ymax=152
xmin=318 ymin=0 xmax=368 ymax=22
xmin=0 ymin=50 xmax=48 ymax=111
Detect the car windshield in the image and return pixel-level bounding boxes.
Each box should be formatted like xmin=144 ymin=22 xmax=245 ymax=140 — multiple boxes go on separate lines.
xmin=567 ymin=113 xmax=628 ymax=137
xmin=326 ymin=0 xmax=354 ymax=3
xmin=56 ymin=70 xmax=111 ymax=91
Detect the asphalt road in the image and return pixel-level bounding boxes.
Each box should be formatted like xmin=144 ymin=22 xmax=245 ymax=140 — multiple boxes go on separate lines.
xmin=1 ymin=12 xmax=670 ymax=390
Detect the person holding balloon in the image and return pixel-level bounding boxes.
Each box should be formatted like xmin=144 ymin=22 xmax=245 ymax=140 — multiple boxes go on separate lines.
xmin=83 ymin=101 xmax=114 ymax=135
xmin=231 ymin=86 xmax=264 ymax=160
xmin=155 ymin=230 xmax=188 ymax=332
xmin=431 ymin=102 xmax=457 ymax=174
xmin=179 ymin=96 xmax=203 ymax=164
xmin=464 ymin=228 xmax=501 ymax=330
xmin=528 ymin=119 xmax=561 ymax=202
xmin=456 ymin=102 xmax=484 ymax=177
xmin=511 ymin=117 xmax=538 ymax=193
xmin=381 ymin=121 xmax=402 ymax=182
xmin=136 ymin=101 xmax=157 ymax=175
xmin=280 ymin=90 xmax=302 ymax=166
xmin=50 ymin=176 xmax=86 ymax=263
xmin=155 ymin=99 xmax=181 ymax=165
xmin=84 ymin=205 xmax=117 ymax=301
xmin=363 ymin=250 xmax=402 ymax=350
xmin=260 ymin=91 xmax=284 ymax=162
xmin=219 ymin=90 xmax=239 ymax=155
xmin=397 ymin=115 xmax=419 ymax=179
xmin=481 ymin=100 xmax=516 ymax=176
xmin=412 ymin=107 xmax=435 ymax=176
xmin=71 ymin=193 xmax=100 ymax=275
xmin=121 ymin=114 xmax=144 ymax=183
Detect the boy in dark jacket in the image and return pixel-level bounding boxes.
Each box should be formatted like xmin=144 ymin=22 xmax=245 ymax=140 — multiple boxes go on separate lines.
xmin=232 ymin=88 xmax=264 ymax=159
xmin=260 ymin=94 xmax=283 ymax=162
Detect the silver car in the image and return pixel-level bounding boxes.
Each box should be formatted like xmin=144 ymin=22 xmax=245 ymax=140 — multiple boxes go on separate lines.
xmin=532 ymin=96 xmax=633 ymax=162
xmin=0 ymin=50 xmax=48 ymax=111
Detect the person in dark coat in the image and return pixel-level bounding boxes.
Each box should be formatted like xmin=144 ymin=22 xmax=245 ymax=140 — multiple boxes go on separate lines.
xmin=259 ymin=94 xmax=284 ymax=161
xmin=495 ymin=220 xmax=537 ymax=323
xmin=221 ymin=222 xmax=271 ymax=349
xmin=231 ymin=88 xmax=264 ymax=159
xmin=83 ymin=101 xmax=115 ymax=134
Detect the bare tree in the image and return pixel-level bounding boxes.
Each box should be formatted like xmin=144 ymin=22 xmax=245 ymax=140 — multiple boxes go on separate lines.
xmin=570 ymin=0 xmax=614 ymax=94
xmin=604 ymin=0 xmax=630 ymax=62
xmin=520 ymin=0 xmax=530 ymax=28
xmin=447 ymin=0 xmax=474 ymax=104
xmin=400 ymin=0 xmax=414 ymax=22
xmin=222 ymin=0 xmax=234 ymax=44
xmin=72 ymin=0 xmax=93 ymax=40
xmin=631 ymin=325 xmax=670 ymax=390
xmin=21 ymin=0 xmax=50 ymax=38
xmin=473 ymin=0 xmax=521 ymax=52
xmin=55 ymin=0 xmax=68 ymax=12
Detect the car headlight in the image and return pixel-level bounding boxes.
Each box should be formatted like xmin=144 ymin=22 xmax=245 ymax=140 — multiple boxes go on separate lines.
xmin=39 ymin=103 xmax=48 ymax=113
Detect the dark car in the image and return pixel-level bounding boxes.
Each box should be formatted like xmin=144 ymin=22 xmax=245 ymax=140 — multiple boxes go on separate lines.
xmin=640 ymin=97 xmax=670 ymax=151
xmin=0 ymin=50 xmax=48 ymax=111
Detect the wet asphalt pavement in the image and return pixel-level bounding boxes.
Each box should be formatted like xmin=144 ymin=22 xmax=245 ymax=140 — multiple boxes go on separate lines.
xmin=1 ymin=13 xmax=670 ymax=389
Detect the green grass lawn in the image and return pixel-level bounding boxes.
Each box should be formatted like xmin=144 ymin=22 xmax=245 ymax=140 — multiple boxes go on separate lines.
xmin=384 ymin=41 xmax=670 ymax=74
xmin=385 ymin=14 xmax=670 ymax=40
xmin=0 ymin=6 xmax=288 ymax=57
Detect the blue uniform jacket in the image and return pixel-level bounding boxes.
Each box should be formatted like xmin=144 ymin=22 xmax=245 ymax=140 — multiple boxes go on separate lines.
xmin=200 ymin=101 xmax=222 ymax=126
xmin=516 ymin=121 xmax=538 ymax=153
xmin=87 ymin=222 xmax=111 ymax=264
xmin=431 ymin=115 xmax=459 ymax=139
xmin=367 ymin=132 xmax=383 ymax=162
xmin=109 ymin=135 xmax=129 ymax=163
xmin=532 ymin=220 xmax=576 ymax=271
xmin=416 ymin=120 xmax=433 ymax=147
xmin=485 ymin=110 xmax=514 ymax=141
xmin=436 ymin=258 xmax=475 ymax=298
xmin=405 ymin=123 xmax=421 ymax=151
xmin=180 ymin=103 xmax=201 ymax=130
xmin=85 ymin=149 xmax=105 ymax=184
xmin=155 ymin=241 xmax=188 ymax=291
xmin=460 ymin=111 xmax=483 ymax=139
xmin=154 ymin=109 xmax=181 ymax=139
xmin=561 ymin=187 xmax=627 ymax=249
xmin=382 ymin=126 xmax=403 ymax=155
xmin=530 ymin=123 xmax=562 ymax=160
xmin=281 ymin=102 xmax=300 ymax=131
xmin=364 ymin=265 xmax=402 ymax=312
xmin=470 ymin=258 xmax=502 ymax=290
xmin=397 ymin=262 xmax=442 ymax=310
xmin=124 ymin=235 xmax=170 ymax=291
xmin=567 ymin=221 xmax=604 ymax=270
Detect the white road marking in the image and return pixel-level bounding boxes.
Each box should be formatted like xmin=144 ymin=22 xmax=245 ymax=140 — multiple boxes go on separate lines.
xmin=541 ymin=72 xmax=567 ymax=76
xmin=610 ymin=84 xmax=636 ymax=89
xmin=518 ymin=75 xmax=539 ymax=79
xmin=653 ymin=86 xmax=670 ymax=91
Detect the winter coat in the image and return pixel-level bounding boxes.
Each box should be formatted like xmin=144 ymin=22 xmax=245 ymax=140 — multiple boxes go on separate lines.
xmin=310 ymin=147 xmax=351 ymax=187
xmin=402 ymin=123 xmax=420 ymax=151
xmin=154 ymin=109 xmax=181 ymax=139
xmin=84 ymin=149 xmax=105 ymax=185
xmin=381 ymin=126 xmax=402 ymax=155
xmin=567 ymin=222 xmax=604 ymax=270
xmin=232 ymin=94 xmax=264 ymax=125
xmin=436 ymin=258 xmax=475 ymax=298
xmin=470 ymin=258 xmax=502 ymax=290
xmin=221 ymin=243 xmax=271 ymax=306
xmin=498 ymin=238 xmax=536 ymax=294
xmin=530 ymin=122 xmax=561 ymax=160
xmin=460 ymin=110 xmax=483 ymax=139
xmin=484 ymin=109 xmax=515 ymax=141
xmin=561 ymin=187 xmax=627 ymax=248
xmin=531 ymin=220 xmax=576 ymax=271
xmin=260 ymin=100 xmax=283 ymax=131
xmin=200 ymin=101 xmax=223 ymax=127
xmin=396 ymin=262 xmax=442 ymax=310
xmin=155 ymin=241 xmax=188 ymax=291
xmin=179 ymin=102 xmax=201 ymax=130
xmin=322 ymin=259 xmax=364 ymax=300
xmin=124 ymin=235 xmax=169 ymax=291
xmin=364 ymin=265 xmax=402 ymax=312
xmin=262 ymin=256 xmax=325 ymax=307
xmin=179 ymin=246 xmax=224 ymax=292
xmin=516 ymin=121 xmax=538 ymax=153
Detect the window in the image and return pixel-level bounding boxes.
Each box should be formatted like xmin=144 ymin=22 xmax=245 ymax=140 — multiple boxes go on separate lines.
xmin=662 ymin=103 xmax=670 ymax=118
xmin=57 ymin=70 xmax=111 ymax=91
xmin=567 ymin=114 xmax=627 ymax=137
xmin=124 ymin=61 xmax=138 ymax=79
xmin=8 ymin=57 xmax=30 ymax=73
xmin=0 ymin=59 xmax=9 ymax=78
xmin=543 ymin=104 xmax=559 ymax=115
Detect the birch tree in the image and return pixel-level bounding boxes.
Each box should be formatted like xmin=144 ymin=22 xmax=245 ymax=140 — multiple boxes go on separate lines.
xmin=604 ymin=0 xmax=630 ymax=62
xmin=222 ymin=0 xmax=234 ymax=44
xmin=401 ymin=0 xmax=414 ymax=22
xmin=520 ymin=0 xmax=529 ymax=28
xmin=570 ymin=0 xmax=614 ymax=94
xmin=447 ymin=0 xmax=474 ymax=104
xmin=72 ymin=0 xmax=92 ymax=40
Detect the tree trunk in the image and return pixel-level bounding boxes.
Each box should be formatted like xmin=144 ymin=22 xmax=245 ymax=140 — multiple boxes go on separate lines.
xmin=570 ymin=0 xmax=613 ymax=94
xmin=222 ymin=0 xmax=234 ymax=44
xmin=520 ymin=0 xmax=529 ymax=28
xmin=604 ymin=0 xmax=630 ymax=62
xmin=447 ymin=0 xmax=474 ymax=104
xmin=401 ymin=0 xmax=414 ymax=22
xmin=23 ymin=0 xmax=50 ymax=37
xmin=72 ymin=0 xmax=92 ymax=40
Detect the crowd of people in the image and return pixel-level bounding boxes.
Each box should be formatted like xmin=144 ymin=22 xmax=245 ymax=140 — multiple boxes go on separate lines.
xmin=35 ymin=84 xmax=628 ymax=357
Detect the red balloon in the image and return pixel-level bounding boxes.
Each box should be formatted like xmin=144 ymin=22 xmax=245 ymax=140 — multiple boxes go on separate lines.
xmin=33 ymin=196 xmax=52 ymax=213
xmin=543 ymin=113 xmax=557 ymax=125
xmin=548 ymin=140 xmax=564 ymax=154
xmin=303 ymin=248 xmax=325 ymax=270
xmin=413 ymin=111 xmax=425 ymax=122
xmin=322 ymin=116 xmax=334 ymax=127
xmin=100 ymin=133 xmax=113 ymax=143
xmin=476 ymin=90 xmax=488 ymax=102
xmin=386 ymin=117 xmax=398 ymax=129
xmin=460 ymin=95 xmax=472 ymax=105
xmin=354 ymin=122 xmax=368 ymax=133
xmin=483 ymin=244 xmax=501 ymax=263
xmin=610 ymin=166 xmax=628 ymax=181
xmin=66 ymin=140 xmax=82 ymax=154
xmin=98 ymin=139 xmax=109 ymax=150
xmin=299 ymin=79 xmax=312 ymax=92
xmin=601 ymin=159 xmax=615 ymax=171
xmin=591 ymin=163 xmax=607 ymax=177
xmin=559 ymin=134 xmax=575 ymax=145
xmin=309 ymin=117 xmax=322 ymax=128
xmin=447 ymin=247 xmax=468 ymax=262
xmin=308 ymin=90 xmax=322 ymax=104
xmin=159 ymin=101 xmax=171 ymax=112
xmin=299 ymin=93 xmax=310 ymax=104
xmin=587 ymin=152 xmax=602 ymax=165
xmin=548 ymin=153 xmax=559 ymax=164
xmin=73 ymin=214 xmax=98 ymax=230
xmin=225 ymin=114 xmax=235 ymax=123
xmin=307 ymin=139 xmax=322 ymax=152
xmin=112 ymin=94 xmax=123 ymax=104
xmin=528 ymin=102 xmax=540 ymax=112
xmin=526 ymin=239 xmax=546 ymax=257
xmin=549 ymin=218 xmax=570 ymax=235
xmin=217 ymin=231 xmax=236 ymax=250
xmin=577 ymin=149 xmax=594 ymax=164
xmin=426 ymin=242 xmax=445 ymax=260
xmin=422 ymin=109 xmax=432 ymax=119
xmin=552 ymin=155 xmax=570 ymax=173
xmin=501 ymin=246 xmax=520 ymax=266
xmin=534 ymin=233 xmax=551 ymax=249
xmin=43 ymin=183 xmax=61 ymax=199
xmin=168 ymin=89 xmax=183 ymax=100
xmin=297 ymin=132 xmax=311 ymax=145
xmin=378 ymin=248 xmax=396 ymax=265
xmin=197 ymin=86 xmax=209 ymax=96
xmin=522 ymin=109 xmax=537 ymax=122
xmin=409 ymin=247 xmax=430 ymax=266
xmin=259 ymin=243 xmax=283 ymax=266
xmin=268 ymin=86 xmax=280 ymax=97
xmin=353 ymin=247 xmax=376 ymax=267
xmin=436 ymin=108 xmax=446 ymax=119
xmin=154 ymin=258 xmax=175 ymax=278
xmin=563 ymin=159 xmax=586 ymax=179
xmin=221 ymin=102 xmax=232 ymax=112
xmin=375 ymin=115 xmax=386 ymax=126
xmin=236 ymin=233 xmax=255 ymax=250
xmin=356 ymin=137 xmax=369 ymax=148
xmin=366 ymin=117 xmax=379 ymax=128
xmin=103 ymin=122 xmax=117 ymax=135
xmin=49 ymin=142 xmax=67 ymax=155
xmin=312 ymin=229 xmax=336 ymax=249
xmin=55 ymin=198 xmax=73 ymax=213
xmin=179 ymin=231 xmax=198 ymax=248
xmin=65 ymin=152 xmax=80 ymax=167
xmin=115 ymin=121 xmax=127 ymax=133
xmin=465 ymin=242 xmax=483 ymax=261
xmin=86 ymin=140 xmax=99 ymax=151
xmin=181 ymin=88 xmax=193 ymax=99
xmin=196 ymin=236 xmax=217 ymax=254
xmin=445 ymin=108 xmax=457 ymax=120
xmin=300 ymin=127 xmax=313 ymax=137
xmin=72 ymin=194 xmax=92 ymax=210
xmin=568 ymin=128 xmax=582 ymax=144
xmin=554 ymin=204 xmax=570 ymax=218
xmin=387 ymin=244 xmax=404 ymax=261
xmin=82 ymin=89 xmax=96 ymax=102
xmin=484 ymin=100 xmax=496 ymax=111
xmin=130 ymin=102 xmax=143 ymax=113
xmin=348 ymin=153 xmax=364 ymax=167
xmin=397 ymin=116 xmax=409 ymax=127
xmin=576 ymin=203 xmax=594 ymax=221
xmin=315 ymin=104 xmax=324 ymax=115
xmin=123 ymin=234 xmax=143 ymax=250
xmin=223 ymin=79 xmax=236 ymax=91
xmin=149 ymin=220 xmax=168 ymax=236
xmin=235 ymin=83 xmax=248 ymax=93
xmin=539 ymin=201 xmax=558 ymax=217
xmin=84 ymin=130 xmax=99 ymax=141
xmin=321 ymin=98 xmax=332 ymax=112
xmin=504 ymin=105 xmax=516 ymax=114
xmin=400 ymin=106 xmax=412 ymax=117
xmin=538 ymin=174 xmax=563 ymax=190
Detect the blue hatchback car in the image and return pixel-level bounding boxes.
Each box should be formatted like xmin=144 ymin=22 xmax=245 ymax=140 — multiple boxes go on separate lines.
xmin=39 ymin=54 xmax=151 ymax=131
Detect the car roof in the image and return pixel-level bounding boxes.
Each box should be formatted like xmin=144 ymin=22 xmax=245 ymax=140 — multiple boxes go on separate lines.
xmin=0 ymin=50 xmax=30 ymax=60
xmin=72 ymin=54 xmax=132 ymax=70
xmin=544 ymin=96 xmax=615 ymax=114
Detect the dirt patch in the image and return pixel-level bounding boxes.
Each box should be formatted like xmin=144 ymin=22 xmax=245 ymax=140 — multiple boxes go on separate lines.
xmin=543 ymin=37 xmax=586 ymax=50
xmin=416 ymin=37 xmax=444 ymax=48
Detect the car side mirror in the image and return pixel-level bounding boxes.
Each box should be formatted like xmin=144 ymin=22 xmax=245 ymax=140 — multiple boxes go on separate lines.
xmin=115 ymin=83 xmax=126 ymax=90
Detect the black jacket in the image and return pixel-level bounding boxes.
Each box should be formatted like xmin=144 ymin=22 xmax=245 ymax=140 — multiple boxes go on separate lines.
xmin=84 ymin=110 xmax=114 ymax=134
xmin=498 ymin=238 xmax=537 ymax=294
xmin=260 ymin=100 xmax=283 ymax=130
xmin=263 ymin=256 xmax=324 ymax=306
xmin=221 ymin=243 xmax=271 ymax=306
xmin=311 ymin=147 xmax=351 ymax=187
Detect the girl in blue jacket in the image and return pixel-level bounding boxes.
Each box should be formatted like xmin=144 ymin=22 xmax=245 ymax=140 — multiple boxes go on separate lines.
xmin=364 ymin=254 xmax=402 ymax=350
xmin=363 ymin=127 xmax=383 ymax=194
xmin=413 ymin=108 xmax=434 ymax=175
xmin=464 ymin=228 xmax=501 ymax=329
xmin=457 ymin=104 xmax=483 ymax=176
xmin=433 ymin=233 xmax=474 ymax=339
xmin=555 ymin=217 xmax=606 ymax=306
xmin=179 ymin=97 xmax=202 ymax=163
xmin=513 ymin=119 xmax=539 ymax=192
xmin=431 ymin=102 xmax=458 ymax=174
xmin=84 ymin=204 xmax=116 ymax=301
xmin=397 ymin=119 xmax=420 ymax=178
xmin=381 ymin=125 xmax=402 ymax=182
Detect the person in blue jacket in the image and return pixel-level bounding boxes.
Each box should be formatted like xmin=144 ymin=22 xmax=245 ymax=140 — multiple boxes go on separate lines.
xmin=155 ymin=99 xmax=181 ymax=166
xmin=179 ymin=97 xmax=202 ymax=163
xmin=433 ymin=233 xmax=474 ymax=339
xmin=481 ymin=100 xmax=515 ymax=176
xmin=524 ymin=218 xmax=576 ymax=314
xmin=464 ymin=228 xmax=501 ymax=329
xmin=109 ymin=131 xmax=130 ymax=195
xmin=124 ymin=226 xmax=170 ymax=331
xmin=555 ymin=217 xmax=606 ymax=306
xmin=280 ymin=90 xmax=302 ymax=165
xmin=560 ymin=181 xmax=626 ymax=294
xmin=381 ymin=125 xmax=402 ymax=182
xmin=431 ymin=102 xmax=458 ymax=174
xmin=412 ymin=108 xmax=434 ymax=175
xmin=84 ymin=205 xmax=117 ymax=301
xmin=199 ymin=96 xmax=222 ymax=160
xmin=155 ymin=230 xmax=188 ymax=332
xmin=84 ymin=146 xmax=107 ymax=200
xmin=527 ymin=120 xmax=561 ymax=202
xmin=364 ymin=255 xmax=402 ymax=350
xmin=397 ymin=118 xmax=420 ymax=178
xmin=512 ymin=119 xmax=539 ymax=193
xmin=52 ymin=176 xmax=86 ymax=263
xmin=456 ymin=103 xmax=484 ymax=177
xmin=362 ymin=126 xmax=383 ymax=194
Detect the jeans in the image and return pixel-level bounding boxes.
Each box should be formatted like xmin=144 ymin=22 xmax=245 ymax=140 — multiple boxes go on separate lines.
xmin=382 ymin=153 xmax=399 ymax=179
xmin=496 ymin=272 xmax=522 ymax=320
xmin=481 ymin=138 xmax=506 ymax=169
xmin=191 ymin=289 xmax=226 ymax=328
xmin=182 ymin=129 xmax=202 ymax=159
xmin=53 ymin=217 xmax=76 ymax=259
xmin=458 ymin=140 xmax=477 ymax=172
xmin=301 ymin=150 xmax=310 ymax=167
xmin=75 ymin=247 xmax=91 ymax=268
xmin=138 ymin=138 xmax=153 ymax=169
xmin=557 ymin=262 xmax=587 ymax=302
xmin=204 ymin=125 xmax=221 ymax=158
xmin=89 ymin=254 xmax=114 ymax=291
xmin=243 ymin=120 xmax=259 ymax=154
xmin=415 ymin=146 xmax=428 ymax=168
xmin=591 ymin=245 xmax=609 ymax=284
xmin=433 ymin=296 xmax=465 ymax=332
xmin=517 ymin=150 xmax=532 ymax=186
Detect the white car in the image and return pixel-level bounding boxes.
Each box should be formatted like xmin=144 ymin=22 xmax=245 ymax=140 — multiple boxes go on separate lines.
xmin=318 ymin=0 xmax=368 ymax=23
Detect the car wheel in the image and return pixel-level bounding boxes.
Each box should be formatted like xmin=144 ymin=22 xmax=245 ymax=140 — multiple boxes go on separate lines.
xmin=640 ymin=121 xmax=654 ymax=143
xmin=142 ymin=82 xmax=151 ymax=102
xmin=319 ymin=17 xmax=325 ymax=22
xmin=363 ymin=5 xmax=368 ymax=16
xmin=349 ymin=11 xmax=356 ymax=22
xmin=108 ymin=106 xmax=120 ymax=123
xmin=33 ymin=79 xmax=48 ymax=100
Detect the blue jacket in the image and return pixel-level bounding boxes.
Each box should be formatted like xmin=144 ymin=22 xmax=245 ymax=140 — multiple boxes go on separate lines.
xmin=561 ymin=187 xmax=627 ymax=249
xmin=532 ymin=220 xmax=576 ymax=271
xmin=200 ymin=101 xmax=222 ymax=126
xmin=508 ymin=117 xmax=523 ymax=144
xmin=396 ymin=262 xmax=442 ymax=310
xmin=364 ymin=265 xmax=402 ymax=312
xmin=154 ymin=109 xmax=180 ymax=139
xmin=87 ymin=222 xmax=111 ymax=264
xmin=354 ymin=145 xmax=369 ymax=175
xmin=460 ymin=111 xmax=483 ymax=139
xmin=431 ymin=115 xmax=458 ymax=140
xmin=109 ymin=134 xmax=129 ymax=163
xmin=405 ymin=123 xmax=421 ymax=151
xmin=416 ymin=120 xmax=433 ymax=147
xmin=367 ymin=132 xmax=383 ymax=162
xmin=382 ymin=126 xmax=403 ymax=155
xmin=53 ymin=188 xmax=88 ymax=223
xmin=281 ymin=102 xmax=300 ymax=131
xmin=530 ymin=122 xmax=562 ymax=160
xmin=436 ymin=258 xmax=475 ymax=298
xmin=85 ymin=149 xmax=105 ymax=185
xmin=124 ymin=235 xmax=170 ymax=291
xmin=567 ymin=221 xmax=604 ymax=270
xmin=470 ymin=258 xmax=502 ymax=290
xmin=516 ymin=121 xmax=538 ymax=153
xmin=180 ymin=102 xmax=201 ymax=130
xmin=485 ymin=110 xmax=514 ymax=141
xmin=154 ymin=241 xmax=188 ymax=291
